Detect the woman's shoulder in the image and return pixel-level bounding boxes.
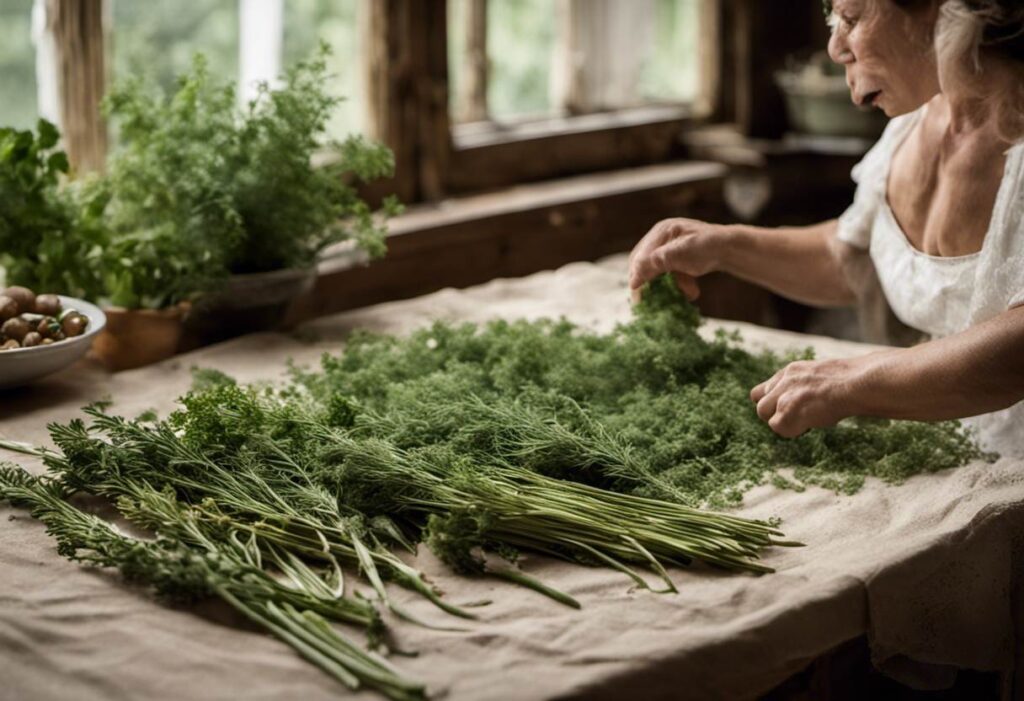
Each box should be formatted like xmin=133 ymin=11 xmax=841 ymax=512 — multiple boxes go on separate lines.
xmin=850 ymin=106 xmax=926 ymax=184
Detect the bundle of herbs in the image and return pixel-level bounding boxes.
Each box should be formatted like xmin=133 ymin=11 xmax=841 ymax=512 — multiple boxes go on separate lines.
xmin=0 ymin=276 xmax=988 ymax=698
xmin=0 ymin=466 xmax=425 ymax=701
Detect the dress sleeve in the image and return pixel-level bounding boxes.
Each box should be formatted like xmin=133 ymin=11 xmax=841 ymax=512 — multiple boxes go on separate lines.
xmin=999 ymin=147 xmax=1024 ymax=310
xmin=969 ymin=142 xmax=1024 ymax=318
xmin=835 ymin=113 xmax=918 ymax=250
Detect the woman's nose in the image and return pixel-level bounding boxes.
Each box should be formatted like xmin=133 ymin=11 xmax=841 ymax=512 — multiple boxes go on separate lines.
xmin=828 ymin=30 xmax=855 ymax=65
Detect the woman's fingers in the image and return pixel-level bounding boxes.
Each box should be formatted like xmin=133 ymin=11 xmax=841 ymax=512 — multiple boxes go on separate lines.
xmin=756 ymin=385 xmax=781 ymax=422
xmin=629 ymin=244 xmax=671 ymax=293
xmin=628 ymin=223 xmax=674 ymax=285
xmin=750 ymin=373 xmax=780 ymax=403
xmin=769 ymin=409 xmax=804 ymax=438
xmin=750 ymin=359 xmax=857 ymax=438
xmin=672 ymin=272 xmax=701 ymax=301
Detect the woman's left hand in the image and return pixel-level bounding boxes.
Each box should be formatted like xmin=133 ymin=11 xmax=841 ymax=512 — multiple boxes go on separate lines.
xmin=749 ymin=357 xmax=870 ymax=437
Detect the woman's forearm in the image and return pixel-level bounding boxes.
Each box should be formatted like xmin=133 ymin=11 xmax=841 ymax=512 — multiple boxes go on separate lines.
xmin=853 ymin=305 xmax=1024 ymax=421
xmin=717 ymin=220 xmax=857 ymax=308
xmin=750 ymin=305 xmax=1024 ymax=437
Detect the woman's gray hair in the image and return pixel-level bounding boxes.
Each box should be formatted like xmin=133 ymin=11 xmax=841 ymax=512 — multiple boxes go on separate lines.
xmin=935 ymin=0 xmax=1024 ymax=141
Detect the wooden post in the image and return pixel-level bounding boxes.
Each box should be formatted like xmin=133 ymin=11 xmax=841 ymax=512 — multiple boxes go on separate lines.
xmin=456 ymin=0 xmax=489 ymax=123
xmin=362 ymin=0 xmax=451 ymax=203
xmin=730 ymin=0 xmax=821 ymax=138
xmin=696 ymin=0 xmax=721 ymax=119
xmin=47 ymin=0 xmax=107 ymax=173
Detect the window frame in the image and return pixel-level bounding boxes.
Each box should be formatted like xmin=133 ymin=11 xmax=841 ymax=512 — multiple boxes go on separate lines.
xmin=433 ymin=0 xmax=727 ymax=195
xmin=40 ymin=0 xmax=823 ymax=201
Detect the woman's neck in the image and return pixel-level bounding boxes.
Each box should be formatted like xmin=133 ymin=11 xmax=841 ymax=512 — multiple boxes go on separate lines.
xmin=939 ymin=58 xmax=1022 ymax=144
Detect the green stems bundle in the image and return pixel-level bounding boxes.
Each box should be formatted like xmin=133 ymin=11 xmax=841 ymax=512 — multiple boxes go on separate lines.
xmin=40 ymin=410 xmax=473 ymax=623
xmin=319 ymin=437 xmax=791 ymax=598
xmin=0 ymin=466 xmax=425 ymax=701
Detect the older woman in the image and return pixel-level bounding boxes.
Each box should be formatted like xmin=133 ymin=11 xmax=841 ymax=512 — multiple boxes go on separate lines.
xmin=628 ymin=0 xmax=1024 ymax=454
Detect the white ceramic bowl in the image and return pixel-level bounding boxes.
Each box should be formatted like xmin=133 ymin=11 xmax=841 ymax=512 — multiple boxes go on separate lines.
xmin=0 ymin=296 xmax=107 ymax=390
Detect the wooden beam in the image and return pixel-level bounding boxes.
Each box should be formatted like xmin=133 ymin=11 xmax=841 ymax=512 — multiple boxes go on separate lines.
xmin=455 ymin=0 xmax=488 ymax=123
xmin=362 ymin=0 xmax=451 ymax=203
xmin=48 ymin=0 xmax=107 ymax=173
xmin=447 ymin=107 xmax=692 ymax=193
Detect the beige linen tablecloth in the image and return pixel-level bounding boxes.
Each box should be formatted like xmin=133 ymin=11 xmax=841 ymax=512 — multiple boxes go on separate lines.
xmin=1 ymin=255 xmax=1022 ymax=701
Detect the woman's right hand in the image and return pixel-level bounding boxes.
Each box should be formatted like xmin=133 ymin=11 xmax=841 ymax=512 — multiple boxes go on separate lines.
xmin=628 ymin=218 xmax=730 ymax=304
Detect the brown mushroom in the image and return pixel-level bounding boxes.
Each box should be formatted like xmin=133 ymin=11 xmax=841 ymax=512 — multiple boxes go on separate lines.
xmin=37 ymin=317 xmax=56 ymax=338
xmin=34 ymin=294 xmax=62 ymax=317
xmin=0 ymin=295 xmax=17 ymax=321
xmin=41 ymin=338 xmax=54 ymax=345
xmin=3 ymin=287 xmax=35 ymax=315
xmin=21 ymin=331 xmax=42 ymax=348
xmin=1 ymin=317 xmax=30 ymax=342
xmin=61 ymin=312 xmax=88 ymax=337
xmin=0 ymin=339 xmax=20 ymax=351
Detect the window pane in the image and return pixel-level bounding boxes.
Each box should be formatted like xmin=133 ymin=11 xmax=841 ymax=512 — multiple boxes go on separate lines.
xmin=0 ymin=0 xmax=37 ymax=129
xmin=449 ymin=0 xmax=704 ymax=122
xmin=283 ymin=0 xmax=363 ymax=137
xmin=109 ymin=0 xmax=239 ymax=96
xmin=450 ymin=0 xmax=560 ymax=122
xmin=638 ymin=0 xmax=700 ymax=103
xmin=487 ymin=0 xmax=556 ymax=119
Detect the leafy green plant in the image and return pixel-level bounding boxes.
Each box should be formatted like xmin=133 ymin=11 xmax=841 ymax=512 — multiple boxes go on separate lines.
xmin=96 ymin=43 xmax=397 ymax=309
xmin=0 ymin=120 xmax=105 ymax=299
xmin=228 ymin=46 xmax=397 ymax=272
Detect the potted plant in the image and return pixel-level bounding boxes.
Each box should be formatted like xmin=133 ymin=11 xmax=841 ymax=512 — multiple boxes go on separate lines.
xmin=0 ymin=120 xmax=202 ymax=371
xmin=0 ymin=45 xmax=397 ymax=372
xmin=102 ymin=44 xmax=400 ymax=345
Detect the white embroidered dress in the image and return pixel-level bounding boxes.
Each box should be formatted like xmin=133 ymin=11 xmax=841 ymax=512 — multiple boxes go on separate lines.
xmin=836 ymin=105 xmax=1024 ymax=456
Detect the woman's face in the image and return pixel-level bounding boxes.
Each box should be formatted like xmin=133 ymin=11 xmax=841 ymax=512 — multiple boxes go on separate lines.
xmin=827 ymin=0 xmax=941 ymax=116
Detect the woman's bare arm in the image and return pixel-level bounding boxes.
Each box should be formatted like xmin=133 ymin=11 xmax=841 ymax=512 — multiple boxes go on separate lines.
xmin=750 ymin=305 xmax=1024 ymax=436
xmin=628 ymin=218 xmax=857 ymax=308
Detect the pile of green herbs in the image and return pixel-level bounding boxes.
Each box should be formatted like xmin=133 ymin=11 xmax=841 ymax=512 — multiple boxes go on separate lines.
xmin=291 ymin=275 xmax=987 ymax=508
xmin=0 ymin=277 xmax=986 ymax=698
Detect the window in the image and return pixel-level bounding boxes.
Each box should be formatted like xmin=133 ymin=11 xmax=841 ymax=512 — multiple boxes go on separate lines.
xmin=110 ymin=0 xmax=239 ymax=97
xmin=283 ymin=0 xmax=364 ymax=137
xmin=3 ymin=0 xmax=724 ymax=200
xmin=448 ymin=0 xmax=705 ymax=126
xmin=0 ymin=0 xmax=38 ymax=129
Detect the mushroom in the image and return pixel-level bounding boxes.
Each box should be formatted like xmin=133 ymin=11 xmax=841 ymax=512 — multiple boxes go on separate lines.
xmin=61 ymin=312 xmax=88 ymax=337
xmin=3 ymin=287 xmax=35 ymax=316
xmin=0 ymin=339 xmax=20 ymax=351
xmin=0 ymin=295 xmax=17 ymax=321
xmin=1 ymin=317 xmax=30 ymax=342
xmin=34 ymin=294 xmax=62 ymax=317
xmin=21 ymin=331 xmax=42 ymax=348
xmin=36 ymin=317 xmax=58 ymax=338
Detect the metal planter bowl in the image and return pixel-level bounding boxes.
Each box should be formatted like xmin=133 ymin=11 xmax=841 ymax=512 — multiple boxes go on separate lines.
xmin=186 ymin=267 xmax=317 ymax=345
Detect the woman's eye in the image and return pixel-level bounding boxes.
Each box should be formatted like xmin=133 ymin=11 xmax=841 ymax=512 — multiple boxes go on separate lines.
xmin=841 ymin=14 xmax=858 ymax=28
